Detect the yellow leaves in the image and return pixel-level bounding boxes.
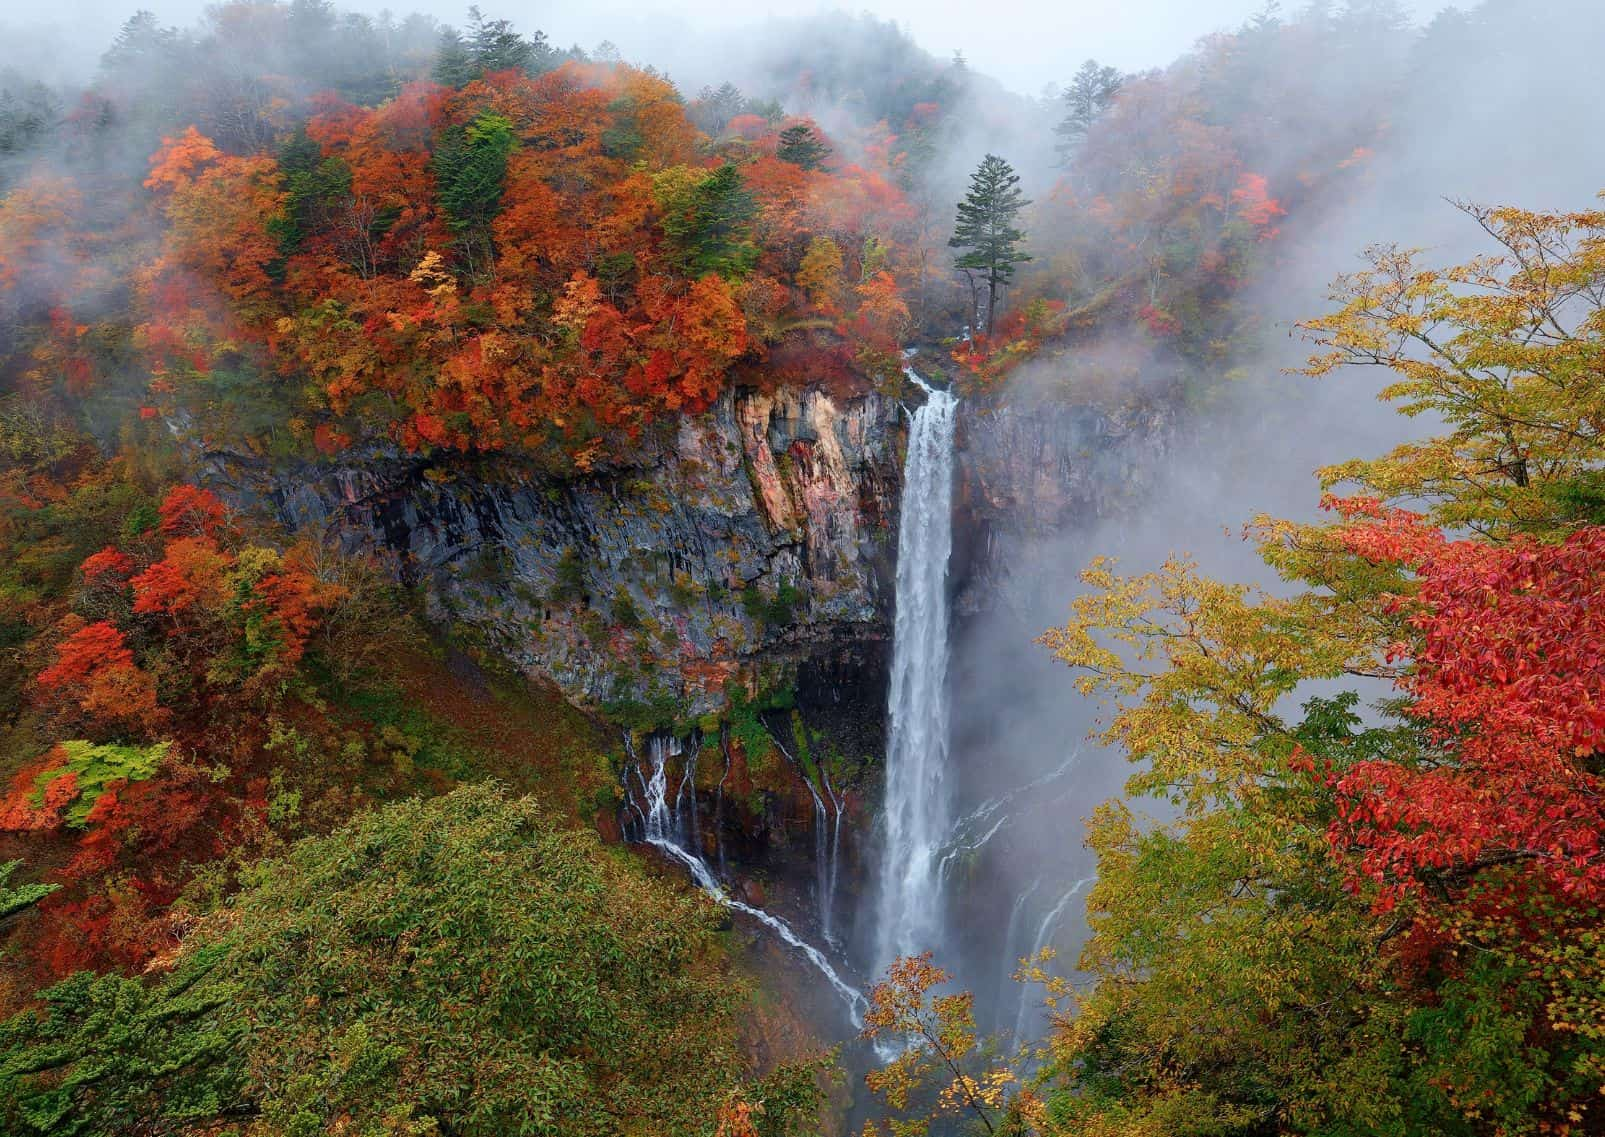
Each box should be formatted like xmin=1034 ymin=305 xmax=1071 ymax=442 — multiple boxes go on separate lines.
xmin=407 ymin=252 xmax=457 ymax=299
xmin=796 ymin=235 xmax=846 ymax=311
xmin=861 ymin=953 xmax=1024 ymax=1136
xmin=1039 ymin=549 xmax=1373 ymax=813
xmin=1298 ymin=200 xmax=1605 ymax=537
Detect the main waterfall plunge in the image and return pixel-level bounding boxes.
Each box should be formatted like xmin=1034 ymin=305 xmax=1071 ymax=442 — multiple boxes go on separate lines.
xmin=873 ymin=369 xmax=958 ymax=973
xmin=617 ymin=366 xmax=963 ymax=1035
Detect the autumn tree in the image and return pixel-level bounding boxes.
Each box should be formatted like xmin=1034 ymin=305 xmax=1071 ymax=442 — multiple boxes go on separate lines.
xmin=861 ymin=954 xmax=1030 ymax=1137
xmin=950 ymin=154 xmax=1030 ymax=335
xmin=0 ymin=785 xmax=823 ymax=1136
xmin=1034 ymin=196 xmax=1605 ymax=1135
xmin=1301 ymin=199 xmax=1605 ymax=537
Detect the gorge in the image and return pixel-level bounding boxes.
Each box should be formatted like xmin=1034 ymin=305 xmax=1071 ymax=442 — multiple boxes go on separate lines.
xmin=5 ymin=2 xmax=1603 ymax=1133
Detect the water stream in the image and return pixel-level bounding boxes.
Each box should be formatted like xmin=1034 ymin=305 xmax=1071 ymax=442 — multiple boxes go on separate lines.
xmin=625 ymin=735 xmax=865 ymax=1024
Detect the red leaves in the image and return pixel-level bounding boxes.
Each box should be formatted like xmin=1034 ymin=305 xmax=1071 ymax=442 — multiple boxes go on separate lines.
xmin=36 ymin=620 xmax=164 ymax=737
xmin=158 ymin=484 xmax=225 ymax=537
xmin=0 ymin=754 xmax=79 ymax=832
xmin=79 ymin=546 xmax=134 ymax=585
xmin=1329 ymin=514 xmax=1605 ymax=910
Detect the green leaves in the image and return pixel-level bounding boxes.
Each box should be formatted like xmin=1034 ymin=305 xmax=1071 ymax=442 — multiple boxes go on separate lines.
xmin=655 ymin=163 xmax=760 ymax=280
xmin=434 ymin=111 xmax=518 ymax=237
xmin=0 ymin=861 xmax=58 ymax=921
xmin=950 ymin=154 xmax=1031 ymax=332
xmin=0 ymin=783 xmax=803 ymax=1137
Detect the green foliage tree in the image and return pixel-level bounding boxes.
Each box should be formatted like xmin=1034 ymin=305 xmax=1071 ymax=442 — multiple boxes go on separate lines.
xmin=656 ymin=162 xmax=760 ymax=279
xmin=0 ymin=784 xmax=819 ymax=1136
xmin=266 ymin=127 xmax=352 ymax=256
xmin=950 ymin=154 xmax=1031 ymax=335
xmin=0 ymin=861 xmax=58 ymax=923
xmin=433 ymin=110 xmax=517 ymax=273
xmin=1299 ymin=200 xmax=1605 ymax=537
xmin=1053 ymin=60 xmax=1122 ymax=164
xmin=433 ymin=26 xmax=475 ymax=87
xmin=776 ymin=124 xmax=830 ymax=170
xmin=466 ymin=5 xmax=551 ymax=76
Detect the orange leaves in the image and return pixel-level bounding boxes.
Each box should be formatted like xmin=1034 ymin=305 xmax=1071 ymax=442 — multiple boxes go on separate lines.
xmin=124 ymin=62 xmax=919 ymax=462
xmin=36 ymin=620 xmax=164 ymax=737
xmin=1230 ymin=171 xmax=1285 ymax=235
xmin=852 ymin=270 xmax=911 ymax=353
xmin=0 ymin=174 xmax=84 ymax=295
xmin=131 ymin=537 xmax=232 ymax=617
xmin=0 ymin=755 xmax=79 ymax=832
xmin=144 ymin=126 xmax=222 ymax=193
xmin=630 ymin=273 xmax=748 ymax=413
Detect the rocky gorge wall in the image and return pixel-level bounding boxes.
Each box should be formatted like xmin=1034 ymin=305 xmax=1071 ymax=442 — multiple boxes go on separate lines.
xmin=204 ymin=384 xmax=905 ymax=721
xmin=951 ymin=394 xmax=1175 ymax=616
xmin=200 ymin=377 xmax=1173 ymax=965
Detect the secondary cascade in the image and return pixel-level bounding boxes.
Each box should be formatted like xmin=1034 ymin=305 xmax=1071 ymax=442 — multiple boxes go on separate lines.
xmin=872 ymin=367 xmax=959 ymax=976
xmin=624 ymin=735 xmax=865 ymax=1024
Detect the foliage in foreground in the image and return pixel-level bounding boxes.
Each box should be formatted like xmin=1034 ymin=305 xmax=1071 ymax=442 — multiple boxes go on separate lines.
xmin=1029 ymin=199 xmax=1605 ymax=1136
xmin=0 ymin=783 xmax=823 ymax=1136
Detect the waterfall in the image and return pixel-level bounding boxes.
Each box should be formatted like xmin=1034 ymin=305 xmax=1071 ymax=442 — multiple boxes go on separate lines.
xmin=625 ymin=735 xmax=865 ymax=1024
xmin=766 ymin=725 xmax=835 ymax=945
xmin=820 ymin=764 xmax=845 ymax=947
xmin=1012 ymin=875 xmax=1095 ymax=1046
xmin=873 ymin=368 xmax=958 ymax=976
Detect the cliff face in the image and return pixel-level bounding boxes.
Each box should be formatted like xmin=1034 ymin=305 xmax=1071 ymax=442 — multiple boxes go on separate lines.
xmin=204 ymin=385 xmax=904 ymax=718
xmin=950 ymin=396 xmax=1174 ymax=615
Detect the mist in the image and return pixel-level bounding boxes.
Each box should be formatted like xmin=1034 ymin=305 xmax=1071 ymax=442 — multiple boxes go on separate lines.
xmin=19 ymin=0 xmax=1460 ymax=90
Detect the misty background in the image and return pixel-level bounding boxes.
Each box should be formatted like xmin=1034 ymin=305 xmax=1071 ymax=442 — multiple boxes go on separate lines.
xmin=15 ymin=0 xmax=1460 ymax=90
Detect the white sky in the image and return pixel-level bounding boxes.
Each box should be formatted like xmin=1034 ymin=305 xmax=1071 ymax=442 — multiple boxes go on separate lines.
xmin=21 ymin=0 xmax=1461 ymax=94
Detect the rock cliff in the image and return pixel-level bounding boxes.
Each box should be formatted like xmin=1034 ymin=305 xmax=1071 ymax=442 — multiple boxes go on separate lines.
xmin=204 ymin=385 xmax=904 ymax=719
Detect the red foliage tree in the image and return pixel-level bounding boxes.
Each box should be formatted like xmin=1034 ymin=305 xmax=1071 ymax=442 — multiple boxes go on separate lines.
xmin=157 ymin=483 xmax=226 ymax=537
xmin=1329 ymin=508 xmax=1605 ymax=908
xmin=35 ymin=620 xmax=164 ymax=736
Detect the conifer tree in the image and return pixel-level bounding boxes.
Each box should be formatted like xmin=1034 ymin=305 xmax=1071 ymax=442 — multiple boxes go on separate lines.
xmin=1054 ymin=59 xmax=1122 ymax=165
xmin=949 ymin=154 xmax=1031 ymax=335
xmin=776 ymin=123 xmax=831 ymax=170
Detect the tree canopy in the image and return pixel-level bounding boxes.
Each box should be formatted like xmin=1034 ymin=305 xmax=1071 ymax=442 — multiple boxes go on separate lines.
xmin=0 ymin=783 xmax=821 ymax=1136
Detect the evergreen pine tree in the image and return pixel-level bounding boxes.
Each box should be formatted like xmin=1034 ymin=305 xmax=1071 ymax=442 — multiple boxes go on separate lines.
xmin=1054 ymin=59 xmax=1122 ymax=165
xmin=659 ymin=163 xmax=759 ymax=279
xmin=432 ymin=27 xmax=474 ymax=87
xmin=949 ymin=154 xmax=1031 ymax=335
xmin=776 ymin=123 xmax=831 ymax=170
xmin=467 ymin=6 xmax=532 ymax=74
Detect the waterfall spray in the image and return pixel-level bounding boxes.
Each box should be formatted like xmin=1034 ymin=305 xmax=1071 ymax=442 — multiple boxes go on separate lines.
xmin=873 ymin=368 xmax=958 ymax=978
xmin=1012 ymin=875 xmax=1095 ymax=1046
